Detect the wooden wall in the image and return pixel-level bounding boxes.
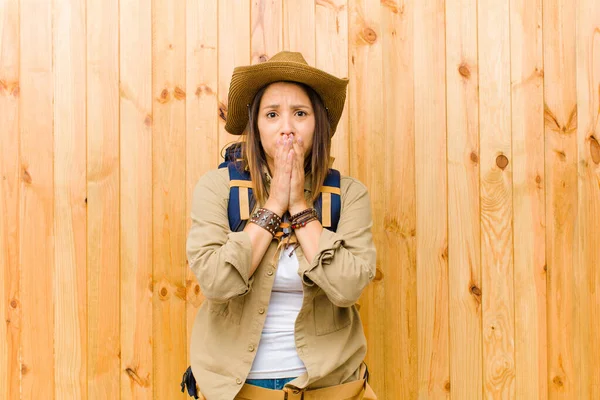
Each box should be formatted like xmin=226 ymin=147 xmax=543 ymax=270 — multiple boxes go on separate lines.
xmin=1 ymin=0 xmax=599 ymax=399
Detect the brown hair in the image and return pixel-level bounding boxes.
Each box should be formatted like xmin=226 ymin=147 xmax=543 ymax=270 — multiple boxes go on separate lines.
xmin=241 ymin=81 xmax=332 ymax=207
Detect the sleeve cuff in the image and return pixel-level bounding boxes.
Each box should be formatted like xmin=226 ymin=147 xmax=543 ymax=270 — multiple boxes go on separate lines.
xmin=300 ymin=229 xmax=344 ymax=286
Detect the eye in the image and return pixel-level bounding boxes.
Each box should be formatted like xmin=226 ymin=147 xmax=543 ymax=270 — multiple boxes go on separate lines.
xmin=295 ymin=110 xmax=307 ymax=117
xmin=266 ymin=111 xmax=277 ymax=119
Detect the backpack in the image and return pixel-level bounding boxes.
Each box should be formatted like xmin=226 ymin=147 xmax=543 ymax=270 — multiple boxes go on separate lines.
xmin=218 ymin=142 xmax=341 ymax=232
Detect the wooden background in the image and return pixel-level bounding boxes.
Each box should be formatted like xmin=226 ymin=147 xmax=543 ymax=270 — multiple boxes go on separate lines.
xmin=1 ymin=0 xmax=599 ymax=399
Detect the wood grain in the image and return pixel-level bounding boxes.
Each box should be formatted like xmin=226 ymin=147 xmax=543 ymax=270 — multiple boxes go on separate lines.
xmin=218 ymin=0 xmax=250 ymax=154
xmin=152 ymin=0 xmax=187 ymax=397
xmin=251 ymin=0 xmax=282 ymax=65
xmin=54 ymin=0 xmax=87 ymax=397
xmin=445 ymin=0 xmax=483 ymax=397
xmin=575 ymin=0 xmax=600 ymax=396
xmin=381 ymin=0 xmax=417 ymax=398
xmin=185 ymin=0 xmax=218 ymax=365
xmin=510 ymin=0 xmax=547 ymax=398
xmin=316 ymin=0 xmax=349 ymax=175
xmin=0 ymin=0 xmax=21 ymax=398
xmin=348 ymin=0 xmax=386 ymax=397
xmin=543 ymin=0 xmax=578 ymax=397
xmin=283 ymin=0 xmax=315 ymax=66
xmin=413 ymin=0 xmax=450 ymax=396
xmin=120 ymin=0 xmax=153 ymax=397
xmin=20 ymin=0 xmax=55 ymax=396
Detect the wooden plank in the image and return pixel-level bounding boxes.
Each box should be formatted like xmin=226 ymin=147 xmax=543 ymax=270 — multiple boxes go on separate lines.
xmin=348 ymin=0 xmax=386 ymax=397
xmin=543 ymin=0 xmax=578 ymax=397
xmin=152 ymin=0 xmax=187 ymax=397
xmin=315 ymin=0 xmax=350 ymax=175
xmin=478 ymin=0 xmax=516 ymax=397
xmin=120 ymin=0 xmax=153 ymax=397
xmin=510 ymin=0 xmax=547 ymax=398
xmin=445 ymin=0 xmax=482 ymax=397
xmin=0 ymin=0 xmax=21 ymax=398
xmin=86 ymin=0 xmax=120 ymax=397
xmin=380 ymin=1 xmax=417 ymax=398
xmin=185 ymin=0 xmax=218 ymax=364
xmin=217 ymin=0 xmax=250 ymax=158
xmin=575 ymin=0 xmax=600 ymax=396
xmin=19 ymin=0 xmax=55 ymax=396
xmin=283 ymin=0 xmax=315 ymax=66
xmin=251 ymin=0 xmax=282 ymax=65
xmin=413 ymin=0 xmax=450 ymax=396
xmin=54 ymin=0 xmax=87 ymax=397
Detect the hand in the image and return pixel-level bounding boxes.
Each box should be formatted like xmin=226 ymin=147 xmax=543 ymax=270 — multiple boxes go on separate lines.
xmin=289 ymin=136 xmax=309 ymax=215
xmin=264 ymin=135 xmax=293 ymax=217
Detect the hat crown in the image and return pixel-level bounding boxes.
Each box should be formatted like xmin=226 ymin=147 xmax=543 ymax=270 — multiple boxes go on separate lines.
xmin=267 ymin=51 xmax=308 ymax=65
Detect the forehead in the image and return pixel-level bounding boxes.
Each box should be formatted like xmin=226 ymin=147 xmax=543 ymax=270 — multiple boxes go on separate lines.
xmin=260 ymin=82 xmax=311 ymax=104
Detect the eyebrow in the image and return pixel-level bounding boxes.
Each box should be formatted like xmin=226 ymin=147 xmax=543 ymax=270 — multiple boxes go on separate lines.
xmin=261 ymin=104 xmax=312 ymax=110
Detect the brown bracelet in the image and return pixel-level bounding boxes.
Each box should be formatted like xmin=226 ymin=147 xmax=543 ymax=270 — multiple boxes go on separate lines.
xmin=249 ymin=208 xmax=282 ymax=236
xmin=291 ymin=208 xmax=319 ymax=230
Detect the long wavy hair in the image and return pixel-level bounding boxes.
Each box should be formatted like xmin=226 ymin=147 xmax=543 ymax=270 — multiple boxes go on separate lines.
xmin=241 ymin=81 xmax=332 ymax=206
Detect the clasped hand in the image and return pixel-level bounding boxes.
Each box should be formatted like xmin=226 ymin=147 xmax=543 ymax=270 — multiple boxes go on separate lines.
xmin=264 ymin=134 xmax=308 ymax=217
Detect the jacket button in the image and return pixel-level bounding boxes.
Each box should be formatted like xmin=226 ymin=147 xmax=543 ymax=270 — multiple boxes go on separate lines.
xmin=236 ymin=378 xmax=242 ymax=385
xmin=258 ymin=307 xmax=265 ymax=314
xmin=248 ymin=344 xmax=255 ymax=352
xmin=267 ymin=270 xmax=274 ymax=276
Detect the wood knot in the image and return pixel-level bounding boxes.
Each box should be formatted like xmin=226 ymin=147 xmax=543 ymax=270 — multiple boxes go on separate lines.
xmin=259 ymin=54 xmax=268 ymax=63
xmin=10 ymin=299 xmax=18 ymax=309
xmin=195 ymin=285 xmax=200 ymax=295
xmin=496 ymin=155 xmax=509 ymax=170
xmin=374 ymin=268 xmax=384 ymax=281
xmin=470 ymin=151 xmax=479 ymax=163
xmin=22 ymin=169 xmax=32 ymax=184
xmin=11 ymin=84 xmax=20 ymax=97
xmin=444 ymin=381 xmax=451 ymax=391
xmin=159 ymin=286 xmax=169 ymax=300
xmin=590 ymin=135 xmax=600 ymax=164
xmin=125 ymin=367 xmax=149 ymax=387
xmin=195 ymin=85 xmax=213 ymax=97
xmin=360 ymin=27 xmax=378 ymax=44
xmin=21 ymin=364 xmax=28 ymax=375
xmin=441 ymin=247 xmax=448 ymax=261
xmin=144 ymin=114 xmax=152 ymax=126
xmin=535 ymin=175 xmax=542 ymax=184
xmin=158 ymin=88 xmax=170 ymax=104
xmin=470 ymin=285 xmax=482 ymax=297
xmin=174 ymin=86 xmax=186 ymax=100
xmin=552 ymin=375 xmax=564 ymax=387
xmin=458 ymin=64 xmax=471 ymax=79
xmin=168 ymin=44 xmax=173 ymax=49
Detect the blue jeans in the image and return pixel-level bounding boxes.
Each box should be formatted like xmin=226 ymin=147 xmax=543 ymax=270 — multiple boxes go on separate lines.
xmin=245 ymin=377 xmax=297 ymax=390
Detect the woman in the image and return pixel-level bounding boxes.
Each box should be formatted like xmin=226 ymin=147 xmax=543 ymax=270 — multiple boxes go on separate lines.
xmin=186 ymin=51 xmax=377 ymax=400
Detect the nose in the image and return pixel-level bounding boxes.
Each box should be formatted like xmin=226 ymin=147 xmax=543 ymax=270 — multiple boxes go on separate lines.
xmin=279 ymin=113 xmax=295 ymax=136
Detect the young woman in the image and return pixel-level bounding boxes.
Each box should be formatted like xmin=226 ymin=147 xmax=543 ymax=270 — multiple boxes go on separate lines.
xmin=186 ymin=51 xmax=377 ymax=400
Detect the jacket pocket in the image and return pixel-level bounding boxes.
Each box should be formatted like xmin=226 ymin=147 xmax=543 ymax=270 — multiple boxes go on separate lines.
xmin=208 ymin=296 xmax=245 ymax=325
xmin=313 ymin=291 xmax=351 ymax=336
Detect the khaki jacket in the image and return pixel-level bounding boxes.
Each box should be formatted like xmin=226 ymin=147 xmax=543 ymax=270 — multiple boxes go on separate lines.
xmin=187 ymin=167 xmax=377 ymax=400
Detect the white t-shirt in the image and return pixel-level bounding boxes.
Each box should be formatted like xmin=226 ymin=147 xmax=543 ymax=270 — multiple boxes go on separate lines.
xmin=247 ymin=245 xmax=308 ymax=379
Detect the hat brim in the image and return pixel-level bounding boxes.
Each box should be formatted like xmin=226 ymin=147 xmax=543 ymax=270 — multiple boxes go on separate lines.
xmin=224 ymin=61 xmax=349 ymax=136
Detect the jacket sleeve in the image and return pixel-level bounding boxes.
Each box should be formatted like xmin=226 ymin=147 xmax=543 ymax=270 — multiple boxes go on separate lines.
xmin=186 ymin=170 xmax=253 ymax=303
xmin=298 ymin=177 xmax=377 ymax=307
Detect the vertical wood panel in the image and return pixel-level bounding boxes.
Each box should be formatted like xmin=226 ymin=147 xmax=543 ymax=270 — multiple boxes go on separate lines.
xmin=413 ymin=0 xmax=450 ymax=396
xmin=283 ymin=0 xmax=315 ymax=66
xmin=87 ymin=0 xmax=120 ymax=397
xmin=20 ymin=0 xmax=55 ymax=396
xmin=348 ymin=0 xmax=386 ymax=396
xmin=315 ymin=0 xmax=350 ymax=175
xmin=185 ymin=0 xmax=218 ymax=359
xmin=543 ymin=0 xmax=578 ymax=396
xmin=478 ymin=0 xmax=516 ymax=397
xmin=0 ymin=0 xmax=21 ymax=398
xmin=54 ymin=0 xmax=87 ymax=397
xmin=510 ymin=0 xmax=547 ymax=398
xmin=120 ymin=0 xmax=153 ymax=397
xmin=446 ymin=0 xmax=483 ymax=397
xmin=380 ymin=1 xmax=417 ymax=398
xmin=217 ymin=0 xmax=250 ymax=155
xmin=251 ymin=0 xmax=282 ymax=65
xmin=152 ymin=0 xmax=187 ymax=397
xmin=576 ymin=0 xmax=600 ymax=396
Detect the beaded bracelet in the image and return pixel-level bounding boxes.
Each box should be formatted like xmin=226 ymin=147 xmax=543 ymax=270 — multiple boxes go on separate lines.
xmin=249 ymin=208 xmax=282 ymax=236
xmin=290 ymin=208 xmax=319 ymax=230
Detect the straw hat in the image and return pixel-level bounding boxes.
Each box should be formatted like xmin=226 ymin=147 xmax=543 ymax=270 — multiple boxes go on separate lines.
xmin=224 ymin=51 xmax=349 ymax=136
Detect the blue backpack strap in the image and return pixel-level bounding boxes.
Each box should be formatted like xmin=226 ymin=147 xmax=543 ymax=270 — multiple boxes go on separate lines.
xmin=314 ymin=169 xmax=341 ymax=232
xmin=227 ymin=161 xmax=255 ymax=232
